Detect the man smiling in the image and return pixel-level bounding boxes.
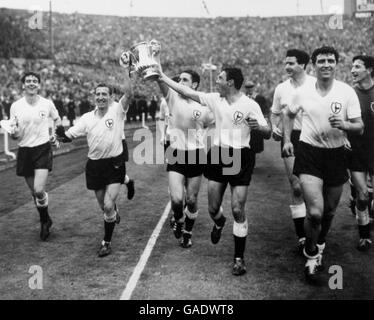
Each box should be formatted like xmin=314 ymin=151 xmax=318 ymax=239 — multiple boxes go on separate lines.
xmin=347 ymin=54 xmax=374 ymax=251
xmin=10 ymin=72 xmax=61 ymax=241
xmin=56 ymin=53 xmax=133 ymax=257
xmin=157 ymin=65 xmax=270 ymax=276
xmin=283 ymin=46 xmax=364 ymax=284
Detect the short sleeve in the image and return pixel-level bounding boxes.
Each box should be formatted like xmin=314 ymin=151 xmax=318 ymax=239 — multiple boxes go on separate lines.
xmin=346 ymin=88 xmax=361 ymax=120
xmin=271 ymin=85 xmax=282 ymax=114
xmin=249 ymin=101 xmax=268 ymax=126
xmin=67 ymin=114 xmax=88 ymax=138
xmin=49 ymin=101 xmax=60 ymax=120
xmin=197 ymin=92 xmax=219 ymax=112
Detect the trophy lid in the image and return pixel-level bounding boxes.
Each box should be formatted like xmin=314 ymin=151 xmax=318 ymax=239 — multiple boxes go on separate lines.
xmin=130 ymin=41 xmax=148 ymax=51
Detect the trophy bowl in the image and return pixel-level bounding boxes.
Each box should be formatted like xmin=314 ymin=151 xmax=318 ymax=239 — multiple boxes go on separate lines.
xmin=130 ymin=41 xmax=160 ymax=81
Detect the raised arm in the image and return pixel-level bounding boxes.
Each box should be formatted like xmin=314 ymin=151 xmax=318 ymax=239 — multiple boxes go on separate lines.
xmin=118 ymin=51 xmax=134 ymax=113
xmin=157 ymin=69 xmax=203 ymax=104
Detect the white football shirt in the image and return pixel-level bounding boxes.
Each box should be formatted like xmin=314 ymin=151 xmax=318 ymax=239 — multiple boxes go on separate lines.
xmin=10 ymin=96 xmax=59 ymax=147
xmin=289 ymin=79 xmax=361 ymax=148
xmin=166 ymin=89 xmax=214 ymax=150
xmin=67 ymin=102 xmax=126 ymax=160
xmin=271 ymin=75 xmax=316 ymax=131
xmin=199 ymin=93 xmax=267 ymax=149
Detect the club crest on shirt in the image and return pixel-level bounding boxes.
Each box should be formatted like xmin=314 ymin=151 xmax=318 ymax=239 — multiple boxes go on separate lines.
xmin=105 ymin=119 xmax=114 ymax=128
xmin=39 ymin=111 xmax=47 ymax=119
xmin=330 ymin=102 xmax=342 ymax=114
xmin=371 ymin=102 xmax=374 ymax=113
xmin=192 ymin=110 xmax=201 ymax=120
xmin=233 ymin=111 xmax=244 ymax=125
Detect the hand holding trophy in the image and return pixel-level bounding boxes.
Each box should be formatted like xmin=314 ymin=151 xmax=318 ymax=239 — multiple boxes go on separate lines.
xmin=119 ymin=51 xmax=132 ymax=69
xmin=127 ymin=40 xmax=161 ymax=81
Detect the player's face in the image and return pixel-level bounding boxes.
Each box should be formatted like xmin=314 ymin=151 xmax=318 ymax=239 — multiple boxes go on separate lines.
xmin=216 ymin=71 xmax=229 ymax=97
xmin=245 ymin=86 xmax=254 ymax=96
xmin=95 ymin=87 xmax=111 ymax=109
xmin=23 ymin=75 xmax=40 ymax=95
xmin=351 ymin=59 xmax=371 ymax=84
xmin=314 ymin=53 xmax=336 ymax=81
xmin=285 ymin=57 xmax=303 ymax=78
xmin=179 ymin=73 xmax=195 ymax=89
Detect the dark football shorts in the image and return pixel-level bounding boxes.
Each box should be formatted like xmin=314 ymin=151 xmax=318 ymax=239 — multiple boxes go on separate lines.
xmin=86 ymin=154 xmax=126 ymax=190
xmin=249 ymin=130 xmax=264 ymax=154
xmin=164 ymin=140 xmax=171 ymax=154
xmin=293 ymin=141 xmax=348 ymax=187
xmin=281 ymin=130 xmax=301 ymax=158
xmin=204 ymin=146 xmax=255 ymax=187
xmin=347 ymin=143 xmax=374 ymax=176
xmin=166 ymin=148 xmax=206 ymax=178
xmin=16 ymin=142 xmax=53 ymax=177
xmin=122 ymin=139 xmax=129 ymax=162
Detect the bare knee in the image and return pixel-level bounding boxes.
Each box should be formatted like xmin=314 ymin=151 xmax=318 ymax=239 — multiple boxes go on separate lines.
xmin=34 ymin=188 xmax=45 ymax=198
xmin=232 ymin=205 xmax=245 ymax=223
xmin=171 ymin=198 xmax=183 ymax=213
xmin=208 ymin=203 xmax=222 ymax=218
xmin=185 ymin=194 xmax=198 ymax=211
xmin=292 ymin=183 xmax=303 ymax=199
xmin=356 ymin=191 xmax=369 ymax=210
xmin=103 ymin=200 xmax=115 ymax=214
xmin=307 ymin=207 xmax=323 ymax=226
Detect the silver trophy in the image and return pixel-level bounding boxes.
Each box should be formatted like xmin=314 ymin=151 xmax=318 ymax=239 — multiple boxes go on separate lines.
xmin=129 ymin=40 xmax=161 ymax=81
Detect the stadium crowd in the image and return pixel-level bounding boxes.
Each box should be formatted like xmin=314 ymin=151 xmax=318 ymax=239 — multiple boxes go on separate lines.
xmin=0 ymin=8 xmax=373 ymax=121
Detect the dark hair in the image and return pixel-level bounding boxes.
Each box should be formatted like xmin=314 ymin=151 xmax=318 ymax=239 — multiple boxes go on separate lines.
xmin=311 ymin=46 xmax=339 ymax=64
xmin=353 ymin=54 xmax=374 ymax=77
xmin=181 ymin=70 xmax=200 ymax=89
xmin=172 ymin=75 xmax=180 ymax=82
xmin=222 ymin=67 xmax=244 ymax=90
xmin=95 ymin=83 xmax=113 ymax=95
xmin=286 ymin=49 xmax=310 ymax=69
xmin=21 ymin=72 xmax=41 ymax=84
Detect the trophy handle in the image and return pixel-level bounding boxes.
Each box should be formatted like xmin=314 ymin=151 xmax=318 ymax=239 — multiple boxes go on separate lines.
xmin=149 ymin=39 xmax=161 ymax=63
xmin=128 ymin=52 xmax=137 ymax=68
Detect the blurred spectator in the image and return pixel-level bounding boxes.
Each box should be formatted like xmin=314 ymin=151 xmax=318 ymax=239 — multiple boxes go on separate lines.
xmin=149 ymin=95 xmax=158 ymax=122
xmin=0 ymin=8 xmax=373 ymax=111
xmin=137 ymin=96 xmax=148 ymax=121
xmin=1 ymin=96 xmax=12 ymax=119
xmin=79 ymin=94 xmax=91 ymax=115
xmin=53 ymin=94 xmax=65 ymax=117
xmin=0 ymin=100 xmax=3 ymax=121
xmin=66 ymin=96 xmax=76 ymax=126
xmin=245 ymin=80 xmax=270 ymax=158
xmin=127 ymin=99 xmax=137 ymax=123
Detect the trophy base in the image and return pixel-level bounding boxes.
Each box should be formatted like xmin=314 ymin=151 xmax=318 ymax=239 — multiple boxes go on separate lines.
xmin=143 ymin=73 xmax=160 ymax=81
xmin=141 ymin=65 xmax=160 ymax=81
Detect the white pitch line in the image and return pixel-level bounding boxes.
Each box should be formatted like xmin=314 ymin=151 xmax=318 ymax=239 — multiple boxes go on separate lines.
xmin=120 ymin=201 xmax=171 ymax=300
